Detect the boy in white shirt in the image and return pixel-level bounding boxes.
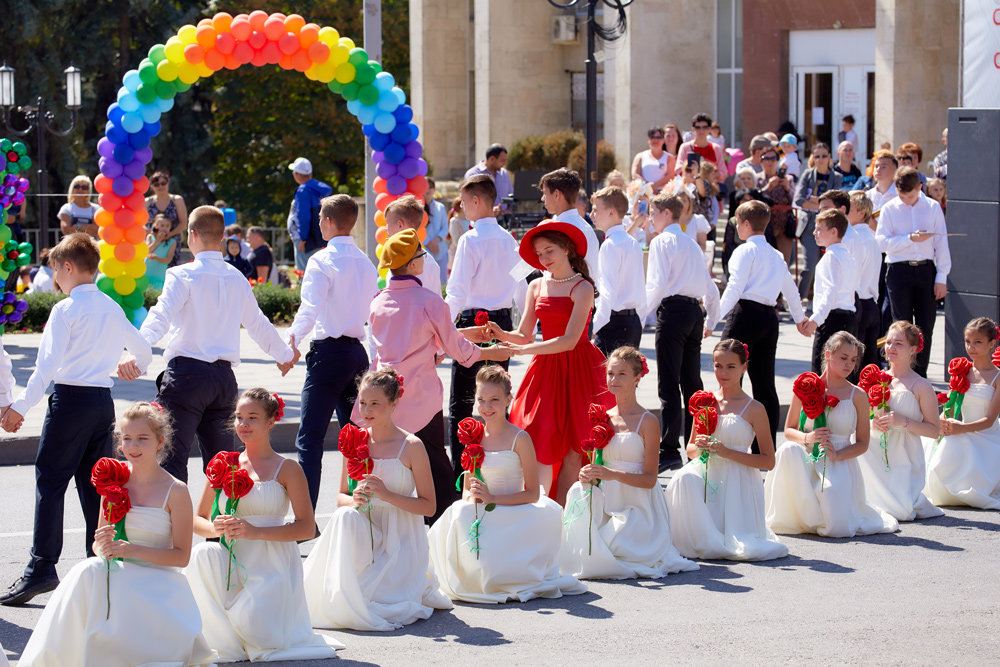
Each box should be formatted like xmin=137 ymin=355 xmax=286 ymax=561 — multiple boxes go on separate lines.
xmin=385 ymin=195 xmax=442 ymax=296
xmin=802 ymin=209 xmax=858 ymax=372
xmin=591 ymin=186 xmax=645 ymax=357
xmin=0 ymin=233 xmax=152 ymax=606
xmin=539 ymin=168 xmax=600 ymax=283
xmin=287 ymin=195 xmax=378 ymax=507
xmin=845 ymin=192 xmax=882 ymax=371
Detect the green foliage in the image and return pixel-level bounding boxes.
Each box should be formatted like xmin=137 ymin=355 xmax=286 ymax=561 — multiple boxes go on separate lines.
xmin=508 ymin=130 xmax=616 ymax=181
xmin=21 ymin=291 xmax=67 ymax=332
xmin=143 ymin=287 xmax=161 ymax=310
xmin=250 ymin=282 xmax=300 ymax=324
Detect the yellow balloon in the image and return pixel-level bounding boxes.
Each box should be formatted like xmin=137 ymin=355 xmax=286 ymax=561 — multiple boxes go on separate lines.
xmin=327 ymin=45 xmax=349 ymax=68
xmin=375 ymin=243 xmax=383 ymax=258
xmin=113 ymin=275 xmax=136 ymax=295
xmin=101 ymin=257 xmax=125 ymax=278
xmin=124 ymin=258 xmax=146 ymax=279
xmin=98 ymin=241 xmax=115 ymax=260
xmin=334 ymin=62 xmax=356 ymax=84
xmin=156 ymin=59 xmax=179 ymax=82
xmin=195 ymin=62 xmax=213 ymax=78
xmin=315 ymin=61 xmax=337 ymax=83
xmin=378 ymin=266 xmax=388 ymax=279
xmin=318 ymin=27 xmax=340 ymax=46
xmin=339 ymin=37 xmax=355 ymax=50
xmin=177 ymin=25 xmax=198 ymax=46
xmin=164 ymin=37 xmax=185 ymax=64
xmin=178 ymin=63 xmax=200 ymax=84
xmin=133 ymin=242 xmax=149 ymax=261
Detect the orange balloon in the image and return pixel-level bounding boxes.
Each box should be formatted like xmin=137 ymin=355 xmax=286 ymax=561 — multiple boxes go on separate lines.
xmin=204 ymin=48 xmax=225 ymax=71
xmin=196 ymin=25 xmax=217 ymax=49
xmin=284 ymin=14 xmax=305 ymax=33
xmin=114 ymin=243 xmax=136 ymax=263
xmin=375 ymin=226 xmax=388 ymax=245
xmin=374 ymin=210 xmax=386 ymax=227
xmin=278 ymin=53 xmax=294 ymax=70
xmin=263 ymin=15 xmax=285 ymax=41
xmin=124 ymin=224 xmax=147 ymax=244
xmin=307 ymin=41 xmax=329 ymax=63
xmin=184 ymin=43 xmax=205 ymax=64
xmin=421 ymin=211 xmax=428 ymax=226
xmin=133 ymin=209 xmax=149 ymax=227
xmin=197 ymin=18 xmax=213 ymax=28
xmin=298 ymin=24 xmax=320 ymax=48
xmin=417 ymin=227 xmax=426 ymax=243
xmin=407 ymin=175 xmax=428 ymax=197
xmin=248 ymin=10 xmax=268 ymax=32
xmin=373 ymin=177 xmax=387 ymax=195
xmin=224 ymin=53 xmax=239 ymax=70
xmin=100 ymin=225 xmax=124 ymax=244
xmin=95 ymin=209 xmax=114 ymax=227
xmin=292 ymin=50 xmax=311 ymax=72
xmin=212 ymin=12 xmax=233 ymax=33
xmin=375 ymin=192 xmax=394 ymax=212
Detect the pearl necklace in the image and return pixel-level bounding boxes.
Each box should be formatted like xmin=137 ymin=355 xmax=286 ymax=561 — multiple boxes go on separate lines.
xmin=548 ymin=272 xmax=581 ymax=283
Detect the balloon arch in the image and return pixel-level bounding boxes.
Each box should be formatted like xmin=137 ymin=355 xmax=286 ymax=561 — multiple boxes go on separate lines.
xmin=94 ymin=10 xmax=428 ymax=322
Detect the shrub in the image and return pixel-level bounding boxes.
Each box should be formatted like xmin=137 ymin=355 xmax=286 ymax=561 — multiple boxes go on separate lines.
xmin=251 ymin=282 xmax=301 ymax=324
xmin=568 ymin=140 xmax=618 ymax=182
xmin=507 ymin=130 xmax=616 ymax=181
xmin=143 ymin=287 xmax=161 ymax=310
xmin=20 ymin=291 xmax=67 ymax=332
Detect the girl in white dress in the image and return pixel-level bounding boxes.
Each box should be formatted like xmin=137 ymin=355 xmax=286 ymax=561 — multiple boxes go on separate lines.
xmin=429 ymin=365 xmax=586 ymax=601
xmin=765 ymin=332 xmax=898 ymax=537
xmin=925 ymin=317 xmax=1000 ymax=509
xmin=304 ymin=369 xmax=452 ymax=630
xmin=858 ymin=322 xmax=944 ymax=521
xmin=560 ymin=347 xmax=697 ymax=579
xmin=666 ymin=339 xmax=788 ymax=561
xmin=185 ymin=389 xmax=341 ymax=662
xmin=20 ymin=402 xmax=216 ymax=667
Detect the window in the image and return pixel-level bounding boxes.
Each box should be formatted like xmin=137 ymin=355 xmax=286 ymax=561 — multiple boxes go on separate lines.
xmin=715 ymin=0 xmax=743 ymax=148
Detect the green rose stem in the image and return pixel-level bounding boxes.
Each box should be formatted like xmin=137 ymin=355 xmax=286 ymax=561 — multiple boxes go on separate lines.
xmin=799 ymin=409 xmax=829 ymax=492
xmin=105 ymin=515 xmax=127 ymax=620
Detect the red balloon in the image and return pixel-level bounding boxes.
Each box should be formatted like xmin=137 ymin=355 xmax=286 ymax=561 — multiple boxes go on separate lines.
xmin=231 ymin=17 xmax=252 ymax=41
xmin=292 ymin=50 xmax=311 ymax=72
xmin=133 ymin=176 xmax=150 ymax=195
xmin=184 ymin=43 xmax=205 ymax=64
xmin=94 ymin=174 xmax=113 ymax=195
xmin=262 ymin=41 xmax=282 ymax=65
xmin=263 ymin=16 xmax=286 ymax=41
xmin=113 ymin=209 xmax=135 ymax=228
xmin=114 ymin=243 xmax=136 ymax=263
xmin=407 ymin=175 xmax=428 ymax=197
xmin=248 ymin=30 xmax=267 ymax=50
xmin=373 ymin=177 xmax=387 ymax=195
xmin=232 ymin=42 xmax=253 ymax=64
xmin=98 ymin=193 xmax=124 ymax=211
xmin=278 ymin=33 xmax=299 ymax=55
xmin=375 ymin=192 xmax=398 ymax=212
xmin=100 ymin=225 xmax=124 ymax=245
xmin=278 ymin=53 xmax=294 ymax=70
xmin=124 ymin=191 xmax=145 ymax=211
xmin=250 ymin=48 xmax=267 ymax=68
xmin=308 ymin=41 xmax=330 ymax=63
xmin=248 ymin=10 xmax=268 ymax=32
xmin=204 ymin=48 xmax=225 ymax=71
xmin=215 ymin=32 xmax=236 ymax=54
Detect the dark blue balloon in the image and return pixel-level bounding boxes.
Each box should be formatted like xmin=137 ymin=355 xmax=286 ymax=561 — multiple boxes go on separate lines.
xmin=407 ymin=123 xmax=420 ymax=142
xmin=383 ymin=142 xmax=405 ymax=164
xmin=128 ymin=130 xmax=150 ymax=150
xmin=106 ymin=121 xmax=129 ymax=145
xmin=112 ymin=143 xmax=135 ymax=164
xmin=393 ymin=105 xmax=413 ymax=124
xmin=107 ymin=103 xmax=124 ymax=125
xmin=362 ymin=123 xmax=376 ymax=137
xmin=144 ymin=121 xmax=162 ymax=137
xmin=390 ymin=124 xmax=412 ymax=145
xmin=369 ymin=132 xmax=391 ymax=152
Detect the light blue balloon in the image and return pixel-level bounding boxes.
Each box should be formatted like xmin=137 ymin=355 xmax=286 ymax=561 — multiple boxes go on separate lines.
xmin=376 ymin=88 xmax=399 ymax=112
xmin=131 ymin=306 xmax=148 ymax=329
xmin=346 ymin=99 xmax=362 ymax=116
xmin=139 ymin=104 xmax=161 ymax=124
xmin=121 ymin=111 xmax=144 ymax=133
xmin=373 ymin=112 xmax=396 ymax=134
xmin=123 ymin=70 xmax=142 ymax=93
xmin=374 ymin=71 xmax=395 ymax=91
xmin=155 ymin=96 xmax=174 ymax=112
xmin=357 ymin=105 xmax=377 ymax=125
xmin=392 ymin=87 xmax=406 ymax=105
xmin=117 ymin=90 xmax=140 ymax=113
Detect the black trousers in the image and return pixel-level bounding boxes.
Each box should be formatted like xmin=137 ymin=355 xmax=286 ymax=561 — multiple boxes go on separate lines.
xmin=877 ymin=253 xmax=892 ymax=337
xmin=811 ymin=308 xmax=858 ymax=373
xmin=856 ymin=297 xmax=881 ymax=375
xmin=25 ymin=385 xmax=114 ymax=579
xmin=296 ymin=337 xmax=369 ymax=508
xmin=157 ymin=357 xmax=239 ymax=483
xmin=449 ymin=308 xmax=512 ymax=476
xmin=594 ymin=309 xmax=642 ymax=358
xmin=886 ymin=261 xmax=937 ymax=377
xmin=722 ymin=299 xmax=780 ymax=447
xmin=415 ymin=411 xmax=455 ymax=526
xmin=655 ymin=297 xmax=705 ymax=456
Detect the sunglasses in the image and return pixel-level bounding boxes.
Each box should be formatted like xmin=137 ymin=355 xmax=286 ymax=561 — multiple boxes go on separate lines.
xmin=649 ymin=135 xmax=664 ymax=140
xmin=151 ymin=179 xmax=168 ymax=186
xmin=72 ymin=184 xmax=90 ymax=191
xmin=813 ymin=154 xmax=830 ymax=159
xmin=761 ymin=155 xmax=778 ymax=161
xmin=899 ymin=156 xmax=913 ymax=162
xmin=693 ymin=124 xmax=710 ymax=130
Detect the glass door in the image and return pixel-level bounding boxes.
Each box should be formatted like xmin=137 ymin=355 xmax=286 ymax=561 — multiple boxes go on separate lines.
xmin=792 ymin=66 xmax=838 ymax=156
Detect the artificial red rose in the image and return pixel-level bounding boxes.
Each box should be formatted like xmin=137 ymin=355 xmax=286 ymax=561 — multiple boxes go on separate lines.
xmin=91 ymin=457 xmax=130 ymax=495
xmin=868 ymin=384 xmax=891 ymax=408
xmin=102 ymin=485 xmax=131 ymax=525
xmin=992 ymin=347 xmax=1000 ymax=369
xmin=825 ymin=395 xmax=841 ymax=409
xmin=460 ymin=444 xmax=486 ymax=472
xmin=273 ymin=394 xmax=286 ymax=421
xmin=457 ymin=418 xmax=485 ymax=446
xmin=936 ymin=392 xmax=949 ymax=405
xmin=355 ymin=445 xmax=370 ymax=462
xmin=949 ymin=374 xmax=971 ymax=394
xmin=590 ymin=423 xmax=614 ymax=449
xmin=205 ymin=451 xmax=240 ymax=489
xmin=580 ymin=438 xmax=597 ymax=452
xmin=474 ymin=310 xmax=489 ymax=326
xmin=801 ymin=394 xmax=826 ymax=420
xmin=693 ymin=407 xmax=718 ymax=435
xmin=688 ymin=390 xmax=719 ymax=416
xmin=792 ymin=372 xmax=826 ymax=402
xmin=858 ymin=364 xmax=882 ymax=392
xmin=948 ymin=357 xmax=973 ymax=379
xmin=338 ymin=424 xmax=369 ymax=461
xmin=222 ymin=468 xmax=254 ymax=500
xmin=347 ymin=457 xmax=373 ymax=481
xmin=588 ymin=403 xmax=610 ymax=425
xmin=878 ymin=371 xmax=893 ymax=385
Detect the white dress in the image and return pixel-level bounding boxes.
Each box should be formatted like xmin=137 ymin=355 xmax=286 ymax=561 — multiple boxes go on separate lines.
xmin=666 ymin=401 xmax=788 ymax=561
xmin=924 ymin=370 xmax=1000 ymax=509
xmin=20 ymin=483 xmax=217 ymax=667
xmin=765 ymin=392 xmax=898 ymax=537
xmin=560 ymin=413 xmax=698 ymax=579
xmin=303 ymin=439 xmax=453 ymax=631
xmin=858 ymin=386 xmax=944 ymax=521
xmin=184 ymin=459 xmax=342 ymax=662
xmin=429 ymin=431 xmax=587 ymax=602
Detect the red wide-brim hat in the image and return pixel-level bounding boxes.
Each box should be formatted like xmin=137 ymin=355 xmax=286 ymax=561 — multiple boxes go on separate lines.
xmin=518 ymin=219 xmax=589 ymax=271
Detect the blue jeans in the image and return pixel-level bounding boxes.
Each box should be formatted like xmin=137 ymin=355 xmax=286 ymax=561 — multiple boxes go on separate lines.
xmin=294 ymin=245 xmax=321 ymax=271
xmin=797 ymin=215 xmax=820 ymax=300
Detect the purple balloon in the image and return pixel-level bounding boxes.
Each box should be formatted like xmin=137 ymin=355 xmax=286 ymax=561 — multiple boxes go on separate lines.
xmin=386 ymin=175 xmax=407 ymax=196
xmin=134 ymin=147 xmax=153 ymax=164
xmin=111 ymin=176 xmax=134 ymax=197
xmin=376 ymin=161 xmax=397 ymax=179
xmin=416 ymin=158 xmax=429 ymax=176
xmin=404 ymin=140 xmax=423 ymax=159
xmin=99 ymin=157 xmax=124 ymax=179
xmin=97 ymin=138 xmax=116 ymax=160
xmin=14 ymin=299 xmax=27 ymax=312
xmin=123 ymin=159 xmax=146 ymax=180
xmin=397 ymin=157 xmax=419 ymax=179
xmin=371 ymin=151 xmax=385 ymax=164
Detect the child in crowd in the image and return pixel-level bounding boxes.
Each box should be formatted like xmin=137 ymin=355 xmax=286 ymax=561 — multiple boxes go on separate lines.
xmin=779 ymin=134 xmax=801 ymax=181
xmin=678 ymin=191 xmax=712 ymax=252
xmin=225 ymin=223 xmax=252 ymax=259
xmin=287 ymin=195 xmax=378 ymax=508
xmin=20 ymin=403 xmax=216 ymax=665
xmin=766 ymin=333 xmax=898 ymax=537
xmin=803 ymin=209 xmax=858 ymax=373
xmin=186 ymin=389 xmax=340 ymax=661
xmin=145 ymin=214 xmax=177 ymax=290
xmin=305 ymin=370 xmax=452 ymax=629
xmin=844 ymin=192 xmax=882 ymax=372
xmin=224 ymin=235 xmax=254 ymax=279
xmin=429 ymin=366 xmax=585 ymax=602
xmin=488 ymin=220 xmax=615 ymax=503
xmin=247 ymin=225 xmax=276 ymax=284
xmin=924 ymin=317 xmax=1000 ymax=509
xmin=28 ymin=248 xmax=55 ymax=294
xmin=385 ymin=195 xmax=442 ymax=296
xmin=859 ymin=321 xmax=944 ymax=521
xmin=666 ymin=339 xmax=788 ymax=561
xmin=561 ymin=347 xmax=698 ymax=579
xmin=927 ymin=177 xmax=947 ymax=214
xmin=446 ymin=196 xmax=468 ymax=271
xmin=0 ymin=234 xmax=152 ymax=607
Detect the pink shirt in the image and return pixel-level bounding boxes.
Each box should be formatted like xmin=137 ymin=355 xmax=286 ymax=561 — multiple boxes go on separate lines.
xmin=356 ymin=276 xmax=483 ymax=432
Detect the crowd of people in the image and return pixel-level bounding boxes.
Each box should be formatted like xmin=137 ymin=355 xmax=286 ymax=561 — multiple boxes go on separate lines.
xmin=0 ymin=111 xmax=987 ymax=664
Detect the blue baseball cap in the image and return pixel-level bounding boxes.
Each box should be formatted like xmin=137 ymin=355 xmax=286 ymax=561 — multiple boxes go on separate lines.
xmin=779 ymin=134 xmax=798 ymax=147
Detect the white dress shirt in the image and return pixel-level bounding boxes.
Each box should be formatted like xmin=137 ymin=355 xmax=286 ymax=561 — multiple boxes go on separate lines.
xmin=866 ymin=183 xmax=897 ymax=212
xmin=0 ymin=341 xmax=14 ymax=406
xmin=876 ymin=193 xmax=951 ymax=284
xmin=12 ymin=284 xmax=152 ymax=415
xmin=810 ymin=243 xmax=858 ymax=327
xmin=140 ymin=251 xmax=293 ymax=366
xmin=719 ymin=235 xmax=806 ymax=323
xmin=555 ymin=208 xmax=601 ymax=285
xmin=287 ymin=236 xmax=378 ymax=344
xmin=645 ymin=224 xmax=721 ymax=331
xmin=842 ymin=223 xmax=881 ymax=299
xmin=419 ymin=252 xmax=442 ymax=297
xmin=593 ymin=225 xmax=647 ymax=332
xmin=445 ymin=217 xmax=528 ymax=320
xmin=28 ymin=266 xmax=55 ymax=294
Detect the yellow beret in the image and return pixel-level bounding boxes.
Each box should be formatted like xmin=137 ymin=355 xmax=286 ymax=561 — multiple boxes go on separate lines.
xmin=378 ymin=228 xmax=421 ymax=271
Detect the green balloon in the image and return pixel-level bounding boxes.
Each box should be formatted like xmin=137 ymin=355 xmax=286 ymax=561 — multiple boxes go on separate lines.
xmin=4 ymin=240 xmax=15 ymax=253
xmin=341 ymin=82 xmax=360 ymax=102
xmin=358 ymin=84 xmax=379 ymax=106
xmin=0 ymin=270 xmax=8 ymax=280
xmin=174 ymin=80 xmax=191 ymax=94
xmin=12 ymin=141 xmax=25 ymax=154
xmin=139 ymin=63 xmax=159 ymax=85
xmin=355 ymin=64 xmax=376 ymax=86
xmin=122 ymin=307 xmax=135 ymax=322
xmin=109 ymin=290 xmax=124 ymax=305
xmin=97 ymin=276 xmax=114 ymax=293
xmin=17 ymin=241 xmax=31 ymax=255
xmin=155 ymin=80 xmax=176 ymax=100
xmin=18 ymin=156 xmax=30 ymax=170
xmin=136 ymin=83 xmax=157 ymax=105
xmin=328 ymin=80 xmax=344 ymax=95
xmin=1 ymin=259 xmax=14 ymax=272
xmin=0 ymin=226 xmax=11 ymax=244
xmin=123 ymin=290 xmax=144 ymax=309
xmin=348 ymin=48 xmax=368 ymax=67
xmin=0 ymin=139 xmax=10 ymax=152
xmin=15 ymin=254 xmax=29 ymax=267
xmin=370 ymin=61 xmax=382 ymax=75
xmin=149 ymin=44 xmax=167 ymax=64
xmin=377 ymin=276 xmax=386 ymax=290
xmin=134 ymin=275 xmax=149 ymax=292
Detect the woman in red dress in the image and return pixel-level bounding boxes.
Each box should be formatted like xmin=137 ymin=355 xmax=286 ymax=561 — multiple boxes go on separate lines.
xmin=487 ymin=220 xmax=615 ymax=505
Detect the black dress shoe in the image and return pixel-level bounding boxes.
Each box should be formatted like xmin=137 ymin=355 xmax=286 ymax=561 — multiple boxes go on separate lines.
xmin=658 ymin=451 xmax=683 ymax=473
xmin=0 ymin=575 xmax=59 ymax=606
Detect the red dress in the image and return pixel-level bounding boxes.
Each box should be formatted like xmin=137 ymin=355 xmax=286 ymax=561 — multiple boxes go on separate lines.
xmin=510 ymin=284 xmax=615 ymax=484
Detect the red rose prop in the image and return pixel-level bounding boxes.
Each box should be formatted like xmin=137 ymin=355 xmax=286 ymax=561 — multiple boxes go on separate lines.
xmin=879 ymin=371 xmax=893 ymax=384
xmin=205 ymin=453 xmax=236 ymax=489
xmin=223 ymin=468 xmax=254 ymax=500
xmin=693 ymin=406 xmax=718 ymax=435
xmin=102 ymin=485 xmax=131 ymax=525
xmin=993 ymin=347 xmax=1000 ymax=369
xmin=688 ymin=390 xmax=719 ymax=416
xmin=825 ymin=395 xmax=841 ymax=409
xmin=347 ymin=457 xmax=374 ymax=481
xmin=937 ymin=392 xmax=948 ymax=405
xmin=947 ymin=357 xmax=973 ymax=394
xmin=474 ymin=310 xmax=489 ymax=326
xmin=460 ymin=443 xmax=486 ymax=472
xmin=640 ymin=356 xmax=650 ymax=377
xmin=457 ymin=418 xmax=485 ymax=446
xmin=792 ymin=372 xmax=826 ymax=402
xmin=801 ymin=394 xmax=826 ymax=420
xmin=338 ymin=424 xmax=369 ymax=461
xmin=91 ymin=457 xmax=130 ymax=495
xmin=590 ymin=423 xmax=614 ymax=449
xmin=581 ymin=438 xmax=597 ymax=453
xmin=868 ymin=384 xmax=891 ymax=408
xmin=950 ymin=374 xmax=971 ymax=394
xmin=272 ymin=393 xmax=285 ymax=421
xmin=858 ymin=364 xmax=882 ymax=392
xmin=588 ymin=403 xmax=610 ymax=425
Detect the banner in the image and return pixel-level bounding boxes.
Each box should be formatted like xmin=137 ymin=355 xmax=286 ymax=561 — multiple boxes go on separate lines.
xmin=962 ymin=0 xmax=1000 ymax=107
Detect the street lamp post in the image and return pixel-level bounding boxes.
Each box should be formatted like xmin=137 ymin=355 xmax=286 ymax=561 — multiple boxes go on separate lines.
xmin=0 ymin=64 xmax=82 ymax=250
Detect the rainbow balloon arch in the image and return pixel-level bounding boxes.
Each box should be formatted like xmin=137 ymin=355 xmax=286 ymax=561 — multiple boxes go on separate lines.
xmin=95 ymin=10 xmax=430 ymax=322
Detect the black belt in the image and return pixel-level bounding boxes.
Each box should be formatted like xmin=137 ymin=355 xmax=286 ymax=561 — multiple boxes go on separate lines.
xmin=461 ymin=307 xmax=510 ymax=319
xmin=171 ymin=356 xmax=232 ymax=369
xmin=661 ymin=295 xmax=699 ymax=306
xmin=891 ymin=259 xmax=933 ymax=267
xmin=830 ymin=307 xmax=856 ymax=316
xmin=53 ymin=384 xmax=112 ymax=395
xmin=313 ymin=335 xmax=361 ymax=345
xmin=611 ymin=308 xmax=638 ymax=316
